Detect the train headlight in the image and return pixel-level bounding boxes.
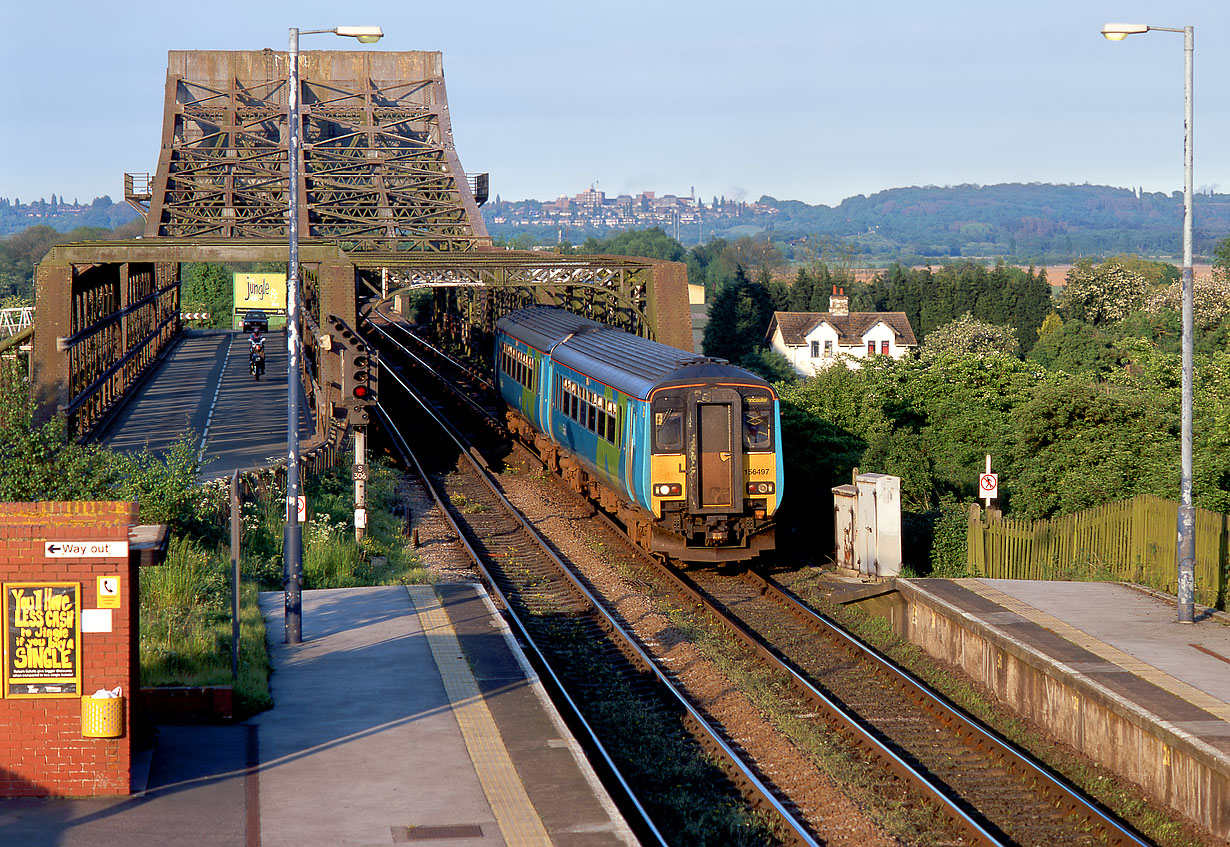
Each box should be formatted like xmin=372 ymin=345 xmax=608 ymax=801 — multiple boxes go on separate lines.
xmin=746 ymin=482 xmax=775 ymax=495
xmin=653 ymin=482 xmax=682 ymax=497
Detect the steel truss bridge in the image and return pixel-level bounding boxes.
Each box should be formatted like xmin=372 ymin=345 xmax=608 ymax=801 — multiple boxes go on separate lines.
xmin=17 ymin=50 xmax=690 ymax=454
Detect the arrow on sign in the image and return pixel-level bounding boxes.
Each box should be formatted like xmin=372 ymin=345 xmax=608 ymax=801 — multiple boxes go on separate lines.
xmin=46 ymin=543 xmax=61 ymax=555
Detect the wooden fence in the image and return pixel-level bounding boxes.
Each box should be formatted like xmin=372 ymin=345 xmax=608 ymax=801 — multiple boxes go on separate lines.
xmin=966 ymin=494 xmax=1227 ymax=609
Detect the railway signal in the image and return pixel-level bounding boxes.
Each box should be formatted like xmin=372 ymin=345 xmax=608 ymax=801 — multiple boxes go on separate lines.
xmin=327 ymin=315 xmax=379 ymax=427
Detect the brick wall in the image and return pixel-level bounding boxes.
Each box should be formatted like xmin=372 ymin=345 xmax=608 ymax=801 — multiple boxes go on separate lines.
xmin=0 ymin=502 xmax=139 ymax=796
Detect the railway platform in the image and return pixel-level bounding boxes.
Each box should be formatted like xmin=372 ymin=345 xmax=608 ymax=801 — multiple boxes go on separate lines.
xmin=0 ymin=584 xmax=636 ymax=846
xmin=846 ymin=577 xmax=1230 ymax=840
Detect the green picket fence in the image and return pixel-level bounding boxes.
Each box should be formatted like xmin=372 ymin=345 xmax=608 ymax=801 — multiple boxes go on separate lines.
xmin=966 ymin=494 xmax=1227 ymax=609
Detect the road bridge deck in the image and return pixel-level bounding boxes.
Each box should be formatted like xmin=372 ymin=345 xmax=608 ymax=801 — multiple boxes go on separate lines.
xmin=95 ymin=329 xmax=310 ymax=481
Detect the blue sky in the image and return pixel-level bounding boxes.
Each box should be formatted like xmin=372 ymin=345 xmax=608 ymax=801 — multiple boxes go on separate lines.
xmin=3 ymin=0 xmax=1230 ymax=209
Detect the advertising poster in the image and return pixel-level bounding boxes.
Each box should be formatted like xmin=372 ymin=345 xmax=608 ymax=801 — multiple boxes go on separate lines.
xmin=233 ymin=273 xmax=287 ymax=314
xmin=4 ymin=582 xmax=81 ymax=698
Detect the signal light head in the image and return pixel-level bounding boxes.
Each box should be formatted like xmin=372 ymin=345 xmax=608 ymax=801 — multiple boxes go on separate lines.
xmin=352 ymin=385 xmax=369 ymax=399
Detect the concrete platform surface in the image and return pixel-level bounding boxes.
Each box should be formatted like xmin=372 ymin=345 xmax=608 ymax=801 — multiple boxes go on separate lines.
xmin=0 ymin=584 xmax=635 ymax=847
xmin=974 ymin=578 xmax=1230 ymax=709
xmin=895 ymin=577 xmax=1230 ymax=839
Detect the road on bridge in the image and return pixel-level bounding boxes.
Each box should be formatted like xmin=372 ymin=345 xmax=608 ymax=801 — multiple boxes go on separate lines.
xmin=97 ymin=330 xmax=311 ymax=480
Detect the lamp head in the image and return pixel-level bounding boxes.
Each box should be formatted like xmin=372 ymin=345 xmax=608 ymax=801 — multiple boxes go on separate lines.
xmin=335 ymin=26 xmax=383 ymax=43
xmin=1101 ymin=22 xmax=1149 ymax=41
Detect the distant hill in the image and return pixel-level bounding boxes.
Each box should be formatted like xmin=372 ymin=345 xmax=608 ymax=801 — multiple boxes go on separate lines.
xmin=759 ymin=183 xmax=1230 ymax=262
xmin=0 ymin=196 xmax=138 ymax=237
xmin=483 ymin=183 xmax=1230 ymax=264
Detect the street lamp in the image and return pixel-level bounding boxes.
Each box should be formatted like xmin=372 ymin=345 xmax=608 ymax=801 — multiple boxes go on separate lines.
xmin=1101 ymin=22 xmax=1196 ymax=624
xmin=284 ymin=25 xmax=383 ymax=644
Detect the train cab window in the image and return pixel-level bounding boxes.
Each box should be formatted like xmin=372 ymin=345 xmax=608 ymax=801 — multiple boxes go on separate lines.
xmin=652 ymin=395 xmax=684 ymax=453
xmin=742 ymin=394 xmax=774 ymax=451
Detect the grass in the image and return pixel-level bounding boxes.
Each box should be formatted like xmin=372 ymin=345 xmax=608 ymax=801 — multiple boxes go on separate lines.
xmin=139 ymin=536 xmax=272 ymax=714
xmin=139 ymin=456 xmax=431 ymax=718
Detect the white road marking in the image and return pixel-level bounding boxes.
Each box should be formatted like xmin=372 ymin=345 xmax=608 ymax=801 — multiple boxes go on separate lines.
xmin=197 ymin=337 xmax=234 ymax=464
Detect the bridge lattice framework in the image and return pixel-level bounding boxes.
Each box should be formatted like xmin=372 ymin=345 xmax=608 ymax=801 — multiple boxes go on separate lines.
xmin=21 ymin=49 xmax=691 ymax=449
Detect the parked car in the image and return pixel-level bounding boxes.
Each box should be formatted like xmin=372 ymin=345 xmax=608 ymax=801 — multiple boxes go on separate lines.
xmin=242 ymin=310 xmax=269 ymax=333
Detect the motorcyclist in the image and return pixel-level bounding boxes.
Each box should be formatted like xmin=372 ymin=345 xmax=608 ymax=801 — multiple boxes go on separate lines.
xmin=248 ymin=327 xmax=265 ymax=356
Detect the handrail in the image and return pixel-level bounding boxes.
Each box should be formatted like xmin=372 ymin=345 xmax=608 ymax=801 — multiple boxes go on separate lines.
xmin=61 ymin=313 xmax=179 ymax=415
xmin=56 ymin=280 xmax=179 ymax=352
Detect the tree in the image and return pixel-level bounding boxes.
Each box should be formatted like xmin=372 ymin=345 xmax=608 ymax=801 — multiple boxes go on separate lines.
xmin=179 ymin=264 xmax=235 ymax=328
xmin=1145 ymin=275 xmax=1230 ymax=331
xmin=787 ymin=268 xmax=814 ymax=311
xmin=1213 ymin=235 xmax=1230 ymax=282
xmin=735 ymin=347 xmax=797 ymax=384
xmin=1009 ymin=377 xmax=1175 ymax=518
xmin=1060 ymin=258 xmax=1150 ymax=325
xmin=701 ymin=266 xmax=775 ymax=363
xmin=920 ymin=314 xmax=1020 ymax=359
xmin=578 ymin=227 xmax=684 ymax=262
xmin=1026 ymin=319 xmax=1126 ymax=378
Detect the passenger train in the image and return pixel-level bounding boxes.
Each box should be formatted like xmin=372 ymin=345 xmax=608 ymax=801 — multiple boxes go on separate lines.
xmin=494 ymin=306 xmax=783 ymax=562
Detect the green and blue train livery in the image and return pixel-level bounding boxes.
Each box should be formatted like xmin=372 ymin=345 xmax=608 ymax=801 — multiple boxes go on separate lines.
xmin=495 ymin=305 xmax=782 ymax=563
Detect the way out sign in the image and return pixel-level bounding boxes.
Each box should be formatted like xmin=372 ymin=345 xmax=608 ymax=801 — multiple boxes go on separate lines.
xmin=978 ymin=473 xmax=999 ymax=500
xmin=45 ymin=541 xmax=129 ymax=558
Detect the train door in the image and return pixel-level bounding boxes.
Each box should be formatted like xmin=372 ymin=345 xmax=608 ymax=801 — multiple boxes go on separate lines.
xmin=688 ymin=388 xmax=743 ymax=514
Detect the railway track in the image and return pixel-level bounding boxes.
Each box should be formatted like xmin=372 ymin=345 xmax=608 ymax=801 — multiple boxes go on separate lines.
xmin=370 ymin=328 xmax=821 ymax=845
xmin=363 ymin=311 xmax=1155 ymax=846
xmin=657 ymin=564 xmax=1154 ymax=847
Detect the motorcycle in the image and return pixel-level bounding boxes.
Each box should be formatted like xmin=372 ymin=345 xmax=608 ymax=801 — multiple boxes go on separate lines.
xmin=250 ymin=341 xmax=265 ymax=380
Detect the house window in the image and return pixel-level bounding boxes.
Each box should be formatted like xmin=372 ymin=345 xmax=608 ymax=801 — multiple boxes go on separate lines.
xmin=824 ymin=340 xmax=832 ymax=355
xmin=867 ymin=340 xmax=875 ymax=356
xmin=810 ymin=341 xmax=819 ymax=358
xmin=881 ymin=340 xmax=890 ymax=355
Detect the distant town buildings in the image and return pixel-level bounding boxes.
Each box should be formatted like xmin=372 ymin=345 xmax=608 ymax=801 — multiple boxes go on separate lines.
xmin=766 ymin=288 xmax=918 ymax=375
xmin=488 ymin=187 xmax=778 ymax=237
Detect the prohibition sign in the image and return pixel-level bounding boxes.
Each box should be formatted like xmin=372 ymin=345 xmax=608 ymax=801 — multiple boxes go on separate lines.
xmin=978 ymin=473 xmax=998 ymax=499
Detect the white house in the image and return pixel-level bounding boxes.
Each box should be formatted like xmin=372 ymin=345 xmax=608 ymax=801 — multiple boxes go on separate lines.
xmin=766 ymin=289 xmax=917 ymax=375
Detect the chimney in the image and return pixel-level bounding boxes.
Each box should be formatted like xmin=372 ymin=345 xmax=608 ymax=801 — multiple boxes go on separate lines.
xmin=830 ymin=285 xmax=849 ymax=317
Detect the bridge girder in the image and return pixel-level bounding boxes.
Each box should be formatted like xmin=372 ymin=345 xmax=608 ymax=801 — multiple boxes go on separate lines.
xmin=133 ymin=51 xmax=489 ymax=252
xmin=31 ymin=240 xmax=691 ymax=439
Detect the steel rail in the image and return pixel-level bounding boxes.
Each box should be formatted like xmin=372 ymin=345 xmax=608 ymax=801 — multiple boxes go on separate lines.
xmin=365 ymin=308 xmax=1152 ymax=847
xmin=363 ymin=312 xmax=497 ymax=426
xmin=374 ymin=402 xmax=668 ymax=847
xmin=752 ymin=572 xmax=1154 ymax=847
xmin=363 ymin=302 xmax=497 ymax=394
xmin=373 ymin=358 xmax=821 ymax=846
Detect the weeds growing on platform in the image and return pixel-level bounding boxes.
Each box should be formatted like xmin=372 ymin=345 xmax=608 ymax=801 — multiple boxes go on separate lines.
xmin=139 ymin=454 xmax=429 ymax=717
xmin=139 ymin=536 xmax=272 ymax=713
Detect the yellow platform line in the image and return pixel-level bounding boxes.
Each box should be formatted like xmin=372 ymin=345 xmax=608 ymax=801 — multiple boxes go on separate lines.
xmin=959 ymin=580 xmax=1230 ymax=723
xmin=407 ymin=585 xmax=552 ymax=847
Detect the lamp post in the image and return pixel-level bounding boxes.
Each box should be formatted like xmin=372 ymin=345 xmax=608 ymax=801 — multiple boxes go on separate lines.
xmin=1101 ymin=22 xmax=1196 ymax=624
xmin=284 ymin=25 xmax=383 ymax=644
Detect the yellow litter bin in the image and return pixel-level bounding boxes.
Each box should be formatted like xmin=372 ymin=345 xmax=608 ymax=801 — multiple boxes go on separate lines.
xmin=81 ymin=696 xmax=124 ymax=738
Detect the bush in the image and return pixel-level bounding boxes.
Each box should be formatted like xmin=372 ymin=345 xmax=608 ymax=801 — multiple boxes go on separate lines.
xmin=929 ymin=495 xmax=971 ymax=577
